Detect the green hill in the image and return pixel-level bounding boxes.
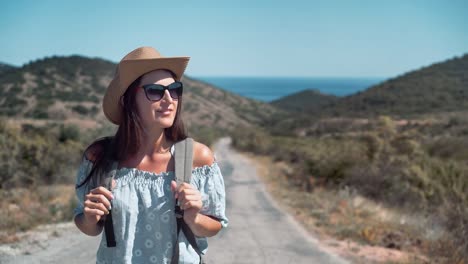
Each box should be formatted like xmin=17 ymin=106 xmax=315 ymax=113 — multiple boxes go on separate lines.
xmin=271 ymin=89 xmax=339 ymax=114
xmin=0 ymin=56 xmax=115 ymax=119
xmin=261 ymin=53 xmax=468 ymax=138
xmin=315 ymin=54 xmax=468 ymax=118
xmin=0 ymin=56 xmax=282 ymax=131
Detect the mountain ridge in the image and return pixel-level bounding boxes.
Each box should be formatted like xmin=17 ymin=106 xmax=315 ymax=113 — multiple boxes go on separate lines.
xmin=0 ymin=55 xmax=283 ymax=131
xmin=2 ymin=52 xmax=468 ymax=133
xmin=313 ymin=54 xmax=468 ymax=118
xmin=268 ymin=53 xmax=468 ymax=119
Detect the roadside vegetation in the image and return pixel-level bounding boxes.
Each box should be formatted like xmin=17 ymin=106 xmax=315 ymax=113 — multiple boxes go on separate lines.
xmin=0 ymin=118 xmax=222 ymax=243
xmin=231 ymin=114 xmax=468 ymax=263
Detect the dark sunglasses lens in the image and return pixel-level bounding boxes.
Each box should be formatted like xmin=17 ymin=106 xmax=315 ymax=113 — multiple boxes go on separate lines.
xmin=144 ymin=85 xmax=164 ymax=101
xmin=168 ymin=82 xmax=183 ymax=99
xmin=168 ymin=82 xmax=183 ymax=89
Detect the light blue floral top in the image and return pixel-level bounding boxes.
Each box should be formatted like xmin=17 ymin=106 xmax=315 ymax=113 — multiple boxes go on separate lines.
xmin=74 ymin=146 xmax=228 ymax=264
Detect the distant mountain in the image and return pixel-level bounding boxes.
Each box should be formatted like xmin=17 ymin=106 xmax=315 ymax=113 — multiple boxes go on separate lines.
xmin=315 ymin=54 xmax=468 ymax=118
xmin=3 ymin=52 xmax=467 ymax=136
xmin=260 ymin=54 xmax=468 ymax=136
xmin=0 ymin=62 xmax=16 ymax=75
xmin=271 ymin=89 xmax=339 ymax=114
xmin=0 ymin=55 xmax=282 ymax=131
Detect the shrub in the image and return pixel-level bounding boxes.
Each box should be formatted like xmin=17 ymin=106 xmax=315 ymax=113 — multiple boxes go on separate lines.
xmin=0 ymin=121 xmax=84 ymax=188
xmin=72 ymin=105 xmax=89 ymax=115
xmin=188 ymin=125 xmax=226 ymax=147
xmin=58 ymin=124 xmax=80 ymax=142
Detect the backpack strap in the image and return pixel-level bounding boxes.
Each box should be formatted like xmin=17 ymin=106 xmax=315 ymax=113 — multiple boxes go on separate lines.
xmin=174 ymin=138 xmax=194 ymax=186
xmin=103 ymin=161 xmax=117 ymax=247
xmin=172 ymin=138 xmax=206 ymax=264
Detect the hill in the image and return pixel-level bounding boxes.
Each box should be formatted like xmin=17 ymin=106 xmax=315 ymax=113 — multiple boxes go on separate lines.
xmin=0 ymin=62 xmax=16 ymax=75
xmin=0 ymin=56 xmax=282 ymax=132
xmin=315 ymin=54 xmax=468 ymax=118
xmin=271 ymin=89 xmax=339 ymax=114
xmin=0 ymin=56 xmax=115 ymax=121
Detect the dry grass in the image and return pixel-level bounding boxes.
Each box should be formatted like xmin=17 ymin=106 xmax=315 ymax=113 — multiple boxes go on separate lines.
xmin=0 ymin=184 xmax=76 ymax=243
xmin=247 ymin=154 xmax=457 ymax=264
xmin=5 ymin=118 xmax=101 ymax=130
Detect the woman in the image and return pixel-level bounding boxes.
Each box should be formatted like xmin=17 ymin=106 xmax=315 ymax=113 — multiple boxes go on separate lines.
xmin=73 ymin=46 xmax=228 ymax=263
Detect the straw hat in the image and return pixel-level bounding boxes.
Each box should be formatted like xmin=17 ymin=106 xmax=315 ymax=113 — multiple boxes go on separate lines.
xmin=103 ymin=46 xmax=190 ymax=124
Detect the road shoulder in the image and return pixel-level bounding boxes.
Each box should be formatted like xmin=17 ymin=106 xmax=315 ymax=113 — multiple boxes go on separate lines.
xmin=243 ymin=152 xmax=427 ymax=264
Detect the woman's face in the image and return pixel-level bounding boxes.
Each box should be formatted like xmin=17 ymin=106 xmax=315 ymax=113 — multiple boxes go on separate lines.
xmin=135 ymin=69 xmax=179 ymax=129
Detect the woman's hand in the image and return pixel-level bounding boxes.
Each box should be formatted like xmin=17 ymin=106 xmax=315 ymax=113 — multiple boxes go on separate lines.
xmin=171 ymin=180 xmax=222 ymax=237
xmin=83 ymin=186 xmax=114 ymax=225
xmin=171 ymin=181 xmax=203 ymax=223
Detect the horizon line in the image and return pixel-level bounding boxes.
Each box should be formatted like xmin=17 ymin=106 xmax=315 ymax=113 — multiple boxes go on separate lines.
xmin=191 ymin=75 xmax=388 ymax=79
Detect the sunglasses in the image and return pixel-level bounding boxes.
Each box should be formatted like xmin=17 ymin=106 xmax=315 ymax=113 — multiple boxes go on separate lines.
xmin=140 ymin=81 xmax=183 ymax=102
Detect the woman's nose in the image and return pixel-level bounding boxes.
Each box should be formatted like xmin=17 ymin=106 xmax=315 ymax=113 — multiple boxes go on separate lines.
xmin=161 ymin=90 xmax=173 ymax=103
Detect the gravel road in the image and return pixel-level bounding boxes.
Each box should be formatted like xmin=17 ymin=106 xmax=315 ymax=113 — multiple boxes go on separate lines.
xmin=0 ymin=137 xmax=349 ymax=264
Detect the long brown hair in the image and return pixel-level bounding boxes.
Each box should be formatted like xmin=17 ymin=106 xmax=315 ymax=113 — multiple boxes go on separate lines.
xmin=77 ymin=70 xmax=187 ymax=190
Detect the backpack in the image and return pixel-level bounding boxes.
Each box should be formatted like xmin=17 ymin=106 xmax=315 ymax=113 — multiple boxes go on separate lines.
xmin=101 ymin=138 xmax=205 ymax=263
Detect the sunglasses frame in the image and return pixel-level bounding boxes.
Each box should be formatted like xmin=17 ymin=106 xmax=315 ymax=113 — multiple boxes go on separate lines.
xmin=140 ymin=81 xmax=183 ymax=102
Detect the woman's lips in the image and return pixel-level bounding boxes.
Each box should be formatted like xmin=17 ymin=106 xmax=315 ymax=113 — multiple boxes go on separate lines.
xmin=157 ymin=109 xmax=172 ymax=115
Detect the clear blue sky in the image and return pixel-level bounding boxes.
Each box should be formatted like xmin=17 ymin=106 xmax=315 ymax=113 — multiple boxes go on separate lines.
xmin=1 ymin=0 xmax=467 ymax=77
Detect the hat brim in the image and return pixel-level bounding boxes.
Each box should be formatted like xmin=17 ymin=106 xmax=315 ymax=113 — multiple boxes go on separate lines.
xmin=103 ymin=57 xmax=190 ymax=125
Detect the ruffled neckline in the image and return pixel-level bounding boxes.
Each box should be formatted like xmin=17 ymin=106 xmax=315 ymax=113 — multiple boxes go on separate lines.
xmin=115 ymin=162 xmax=219 ymax=178
xmin=82 ymin=155 xmax=220 ymax=179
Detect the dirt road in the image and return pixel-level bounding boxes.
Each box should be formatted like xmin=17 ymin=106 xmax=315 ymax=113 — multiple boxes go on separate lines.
xmin=0 ymin=137 xmax=349 ymax=264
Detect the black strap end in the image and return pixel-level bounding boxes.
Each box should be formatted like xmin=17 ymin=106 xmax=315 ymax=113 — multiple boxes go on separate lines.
xmin=104 ymin=210 xmax=117 ymax=247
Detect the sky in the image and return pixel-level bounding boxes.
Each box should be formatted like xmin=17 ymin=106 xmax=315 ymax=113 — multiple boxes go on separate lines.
xmin=0 ymin=0 xmax=467 ymax=78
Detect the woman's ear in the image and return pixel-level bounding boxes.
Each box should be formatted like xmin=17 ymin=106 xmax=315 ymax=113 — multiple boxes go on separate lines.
xmin=120 ymin=96 xmax=125 ymax=107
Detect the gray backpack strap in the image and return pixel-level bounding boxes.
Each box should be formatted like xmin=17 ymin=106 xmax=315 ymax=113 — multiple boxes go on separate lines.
xmin=175 ymin=138 xmax=194 ymax=185
xmin=101 ymin=161 xmax=117 ymax=190
xmin=172 ymin=138 xmax=206 ymax=264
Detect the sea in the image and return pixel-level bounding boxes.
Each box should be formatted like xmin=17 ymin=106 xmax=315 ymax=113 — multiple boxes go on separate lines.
xmin=195 ymin=76 xmax=386 ymax=102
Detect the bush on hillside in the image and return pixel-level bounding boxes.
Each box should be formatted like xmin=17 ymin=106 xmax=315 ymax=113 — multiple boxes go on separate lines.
xmin=0 ymin=121 xmax=83 ymax=188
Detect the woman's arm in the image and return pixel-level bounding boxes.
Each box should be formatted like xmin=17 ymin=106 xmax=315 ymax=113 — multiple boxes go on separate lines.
xmin=74 ymin=142 xmax=112 ymax=236
xmin=74 ymin=212 xmax=104 ymax=236
xmin=171 ymin=141 xmax=223 ymax=237
xmin=184 ymin=209 xmax=222 ymax=237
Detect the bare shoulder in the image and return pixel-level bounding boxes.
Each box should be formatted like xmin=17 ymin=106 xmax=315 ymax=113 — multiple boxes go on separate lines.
xmin=193 ymin=141 xmax=215 ymax=168
xmin=84 ymin=138 xmax=107 ymax=162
